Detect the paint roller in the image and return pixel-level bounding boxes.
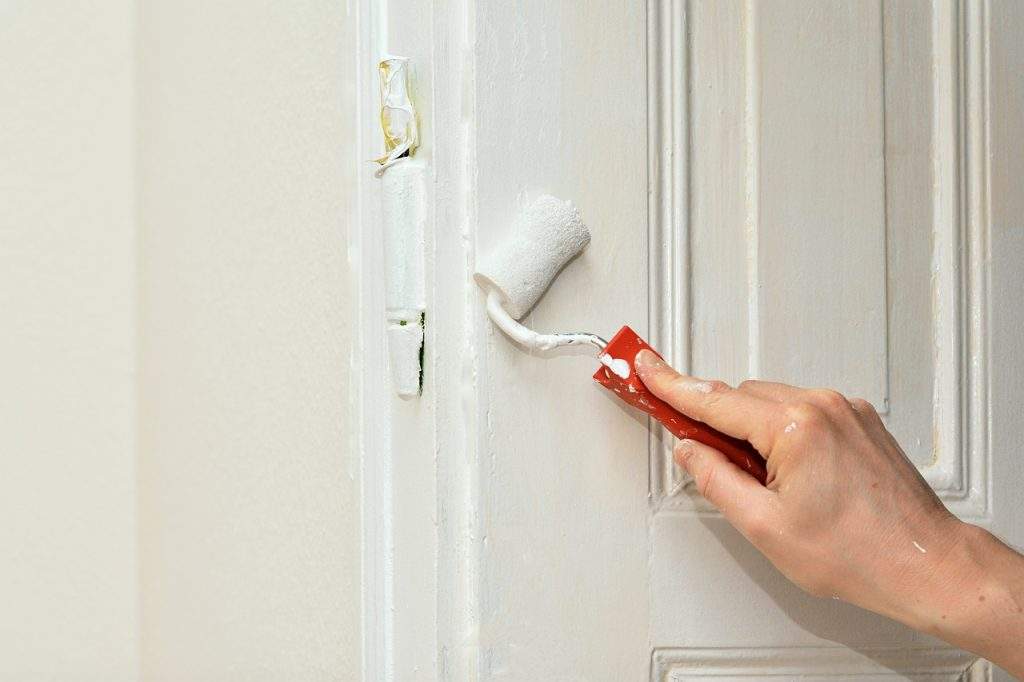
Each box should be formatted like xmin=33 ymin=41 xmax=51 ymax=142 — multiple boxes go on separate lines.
xmin=474 ymin=195 xmax=768 ymax=485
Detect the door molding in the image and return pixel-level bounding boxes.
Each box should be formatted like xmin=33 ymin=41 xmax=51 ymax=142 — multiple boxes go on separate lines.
xmin=647 ymin=0 xmax=992 ymax=521
xmin=652 ymin=646 xmax=988 ymax=681
xmin=356 ymin=0 xmax=481 ymax=679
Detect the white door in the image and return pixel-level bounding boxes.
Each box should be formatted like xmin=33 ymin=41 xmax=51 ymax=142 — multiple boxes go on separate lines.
xmin=357 ymin=0 xmax=1024 ymax=679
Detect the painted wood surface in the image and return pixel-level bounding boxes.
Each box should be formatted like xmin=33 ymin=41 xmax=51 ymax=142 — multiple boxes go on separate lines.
xmin=653 ymin=1 xmax=1009 ymax=675
xmin=656 ymin=0 xmax=994 ymax=518
xmin=471 ymin=2 xmax=652 ymax=678
xmin=360 ymin=0 xmax=1024 ymax=679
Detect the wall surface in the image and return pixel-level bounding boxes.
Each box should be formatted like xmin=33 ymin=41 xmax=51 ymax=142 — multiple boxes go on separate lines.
xmin=136 ymin=0 xmax=361 ymax=680
xmin=1 ymin=1 xmax=362 ymax=680
xmin=0 ymin=1 xmax=140 ymax=679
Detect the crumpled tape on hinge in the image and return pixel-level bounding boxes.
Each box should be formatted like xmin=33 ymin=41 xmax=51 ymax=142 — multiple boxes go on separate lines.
xmin=375 ymin=57 xmax=419 ymax=171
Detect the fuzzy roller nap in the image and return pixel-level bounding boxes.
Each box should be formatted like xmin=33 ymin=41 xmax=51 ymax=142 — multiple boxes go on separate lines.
xmin=474 ymin=195 xmax=604 ymax=351
xmin=474 ymin=195 xmax=590 ymax=320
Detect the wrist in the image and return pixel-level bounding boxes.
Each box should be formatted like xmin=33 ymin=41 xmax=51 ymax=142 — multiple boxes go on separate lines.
xmin=870 ymin=516 xmax=962 ymax=632
xmin=902 ymin=520 xmax=990 ymax=630
xmin=904 ymin=521 xmax=1024 ymax=673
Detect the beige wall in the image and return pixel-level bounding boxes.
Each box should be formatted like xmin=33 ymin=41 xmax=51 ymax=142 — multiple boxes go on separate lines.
xmin=1 ymin=1 xmax=361 ymax=679
xmin=0 ymin=1 xmax=140 ymax=678
xmin=136 ymin=0 xmax=361 ymax=679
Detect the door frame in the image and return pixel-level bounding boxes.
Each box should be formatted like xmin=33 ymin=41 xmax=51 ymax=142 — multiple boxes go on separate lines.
xmin=354 ymin=0 xmax=479 ymax=679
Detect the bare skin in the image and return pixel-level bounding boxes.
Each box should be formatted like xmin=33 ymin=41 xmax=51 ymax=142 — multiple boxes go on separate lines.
xmin=634 ymin=349 xmax=1024 ymax=678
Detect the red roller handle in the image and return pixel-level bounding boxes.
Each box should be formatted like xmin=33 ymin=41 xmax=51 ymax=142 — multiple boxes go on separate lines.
xmin=593 ymin=325 xmax=768 ymax=485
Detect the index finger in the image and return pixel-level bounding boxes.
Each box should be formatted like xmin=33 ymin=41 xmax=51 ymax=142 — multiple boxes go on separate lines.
xmin=634 ymin=350 xmax=777 ymax=454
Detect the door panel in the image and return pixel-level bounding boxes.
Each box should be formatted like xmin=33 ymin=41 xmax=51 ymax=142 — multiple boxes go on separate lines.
xmin=650 ymin=0 xmax=1000 ymax=675
xmin=654 ymin=0 xmax=989 ymax=517
xmin=382 ymin=0 xmax=1024 ymax=679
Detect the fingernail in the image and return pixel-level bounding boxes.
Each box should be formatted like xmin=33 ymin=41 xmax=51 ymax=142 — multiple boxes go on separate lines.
xmin=634 ymin=349 xmax=665 ymax=373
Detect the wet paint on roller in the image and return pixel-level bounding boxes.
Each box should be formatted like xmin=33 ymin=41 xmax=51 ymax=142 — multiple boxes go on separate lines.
xmin=593 ymin=325 xmax=769 ymax=485
xmin=474 ymin=195 xmax=590 ymax=320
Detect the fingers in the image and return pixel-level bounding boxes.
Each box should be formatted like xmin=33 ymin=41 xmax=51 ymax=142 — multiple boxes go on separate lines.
xmin=635 ymin=350 xmax=777 ymax=452
xmin=737 ymin=379 xmax=802 ymax=403
xmin=848 ymin=396 xmax=881 ymax=419
xmin=675 ymin=439 xmax=776 ymax=534
xmin=847 ymin=397 xmax=873 ymax=413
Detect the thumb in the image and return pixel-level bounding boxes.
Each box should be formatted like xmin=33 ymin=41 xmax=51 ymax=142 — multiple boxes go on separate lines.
xmin=675 ymin=438 xmax=774 ymax=534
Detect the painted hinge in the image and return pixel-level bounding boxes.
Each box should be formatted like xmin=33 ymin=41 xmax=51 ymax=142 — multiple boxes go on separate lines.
xmin=376 ymin=56 xmax=425 ymax=398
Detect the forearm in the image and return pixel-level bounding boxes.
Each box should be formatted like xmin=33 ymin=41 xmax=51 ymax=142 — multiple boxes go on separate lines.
xmin=900 ymin=522 xmax=1024 ymax=676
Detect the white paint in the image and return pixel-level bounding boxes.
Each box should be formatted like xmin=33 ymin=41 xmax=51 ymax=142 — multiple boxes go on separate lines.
xmin=572 ymin=0 xmax=1017 ymax=676
xmin=359 ymin=1 xmax=455 ymax=678
xmin=784 ymin=421 xmax=798 ymax=433
xmin=655 ymin=1 xmax=997 ymax=524
xmin=599 ymin=353 xmax=632 ymax=380
xmin=911 ymin=0 xmax=991 ymax=517
xmin=469 ymin=2 xmax=651 ymax=678
xmin=653 ymin=646 xmax=985 ymax=678
xmin=484 ymin=290 xmax=605 ymax=353
xmin=363 ymin=0 xmax=1024 ymax=679
xmin=387 ymin=321 xmax=423 ymax=397
xmin=645 ymin=2 xmax=1016 ymax=674
xmin=758 ymin=2 xmax=888 ymax=410
xmin=913 ymin=541 xmax=928 ymax=554
xmin=474 ymin=194 xmax=591 ymax=320
xmin=381 ymin=159 xmax=427 ymax=396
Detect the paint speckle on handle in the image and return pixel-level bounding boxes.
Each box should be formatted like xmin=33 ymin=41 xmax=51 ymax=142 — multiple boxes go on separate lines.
xmin=599 ymin=353 xmax=631 ymax=380
xmin=784 ymin=421 xmax=798 ymax=433
xmin=912 ymin=541 xmax=927 ymax=554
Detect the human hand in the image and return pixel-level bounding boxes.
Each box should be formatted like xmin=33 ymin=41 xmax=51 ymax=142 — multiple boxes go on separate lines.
xmin=634 ymin=350 xmax=1024 ymax=676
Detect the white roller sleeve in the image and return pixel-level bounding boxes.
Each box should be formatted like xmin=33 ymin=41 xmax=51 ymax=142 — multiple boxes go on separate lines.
xmin=473 ymin=195 xmax=590 ymax=320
